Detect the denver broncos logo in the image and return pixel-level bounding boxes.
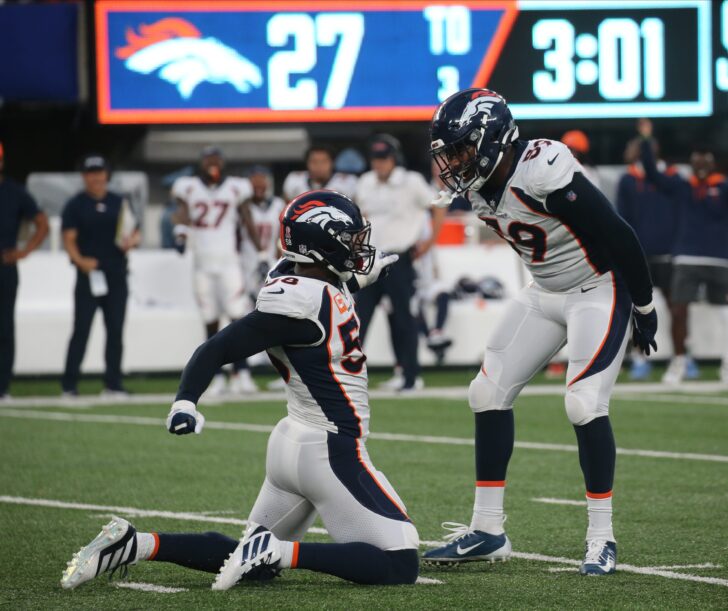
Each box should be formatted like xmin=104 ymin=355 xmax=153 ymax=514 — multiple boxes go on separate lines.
xmin=458 ymin=92 xmax=503 ymax=126
xmin=290 ymin=201 xmax=354 ymax=228
xmin=115 ymin=18 xmax=263 ymax=99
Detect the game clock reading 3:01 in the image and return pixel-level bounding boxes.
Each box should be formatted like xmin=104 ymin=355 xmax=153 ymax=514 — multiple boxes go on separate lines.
xmin=95 ymin=0 xmax=717 ymax=123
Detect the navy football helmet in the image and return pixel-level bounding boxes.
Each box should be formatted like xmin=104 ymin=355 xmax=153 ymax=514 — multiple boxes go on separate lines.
xmin=280 ymin=190 xmax=375 ymax=281
xmin=430 ymin=88 xmax=519 ymax=193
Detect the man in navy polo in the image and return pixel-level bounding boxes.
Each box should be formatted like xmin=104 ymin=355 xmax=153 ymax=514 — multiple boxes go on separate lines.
xmin=61 ymin=155 xmax=140 ymax=396
xmin=0 ymin=142 xmax=49 ymax=399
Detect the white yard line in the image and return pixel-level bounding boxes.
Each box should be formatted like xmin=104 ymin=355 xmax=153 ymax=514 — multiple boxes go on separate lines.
xmin=647 ymin=563 xmax=722 ymax=571
xmin=115 ymin=582 xmax=187 ymax=593
xmin=615 ymin=394 xmax=728 ymax=406
xmin=2 ymin=495 xmax=724 ymax=589
xmin=532 ymin=497 xmax=587 ymax=507
xmin=2 ymin=380 xmax=727 ymax=408
xmin=1 ymin=407 xmax=727 ymax=464
xmin=415 ymin=576 xmax=443 ymax=585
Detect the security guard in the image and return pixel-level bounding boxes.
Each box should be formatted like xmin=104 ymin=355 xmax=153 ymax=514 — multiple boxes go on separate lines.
xmin=61 ymin=155 xmax=140 ymax=396
xmin=354 ymin=135 xmax=445 ymax=391
xmin=0 ymin=142 xmax=49 ymax=399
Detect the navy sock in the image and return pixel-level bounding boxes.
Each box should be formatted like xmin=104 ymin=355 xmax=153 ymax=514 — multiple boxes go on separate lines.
xmin=234 ymin=358 xmax=249 ymax=372
xmin=474 ymin=410 xmax=514 ymax=481
xmin=153 ymin=532 xmax=237 ymax=573
xmin=573 ymin=416 xmax=616 ymax=493
xmin=297 ymin=544 xmax=418 ymax=585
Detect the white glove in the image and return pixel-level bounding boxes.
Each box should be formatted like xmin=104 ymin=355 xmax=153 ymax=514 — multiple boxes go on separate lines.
xmin=166 ymin=400 xmax=205 ymax=435
xmin=431 ymin=189 xmax=454 ymax=208
xmin=355 ymin=252 xmax=399 ymax=290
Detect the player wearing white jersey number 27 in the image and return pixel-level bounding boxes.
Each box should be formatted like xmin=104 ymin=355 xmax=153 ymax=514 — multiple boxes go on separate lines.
xmin=423 ymin=89 xmax=658 ymax=576
xmin=61 ymin=190 xmax=419 ymax=591
xmin=172 ymin=146 xmax=262 ymax=394
xmin=283 ymin=144 xmax=358 ymax=202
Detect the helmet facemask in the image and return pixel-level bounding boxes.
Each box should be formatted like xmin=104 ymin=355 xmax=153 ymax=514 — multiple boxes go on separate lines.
xmin=338 ymin=222 xmax=375 ymax=277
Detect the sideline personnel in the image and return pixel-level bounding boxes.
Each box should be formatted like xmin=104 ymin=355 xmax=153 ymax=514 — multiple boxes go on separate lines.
xmin=355 ymin=135 xmax=445 ymax=391
xmin=61 ymin=155 xmax=140 ymax=396
xmin=0 ymin=142 xmax=49 ymax=398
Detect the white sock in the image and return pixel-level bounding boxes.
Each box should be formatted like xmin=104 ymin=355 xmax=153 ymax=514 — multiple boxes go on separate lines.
xmin=585 ymin=494 xmax=614 ymax=541
xmin=135 ymin=532 xmax=158 ymax=562
xmin=278 ymin=541 xmax=297 ymax=569
xmin=470 ymin=483 xmax=505 ymax=534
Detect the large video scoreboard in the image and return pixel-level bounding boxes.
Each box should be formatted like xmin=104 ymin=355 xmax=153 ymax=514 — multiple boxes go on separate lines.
xmin=95 ymin=0 xmax=727 ymax=123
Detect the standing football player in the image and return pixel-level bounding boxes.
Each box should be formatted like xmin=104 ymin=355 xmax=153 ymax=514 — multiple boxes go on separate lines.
xmin=423 ymin=89 xmax=657 ymax=575
xmin=61 ymin=191 xmax=419 ymax=590
xmin=239 ymin=165 xmax=285 ymax=297
xmin=172 ymin=146 xmax=260 ymax=395
xmin=283 ymin=144 xmax=357 ymax=202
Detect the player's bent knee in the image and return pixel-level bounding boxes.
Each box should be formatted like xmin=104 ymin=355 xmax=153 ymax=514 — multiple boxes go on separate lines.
xmin=384 ymin=549 xmax=419 ymax=585
xmin=468 ymin=372 xmax=506 ymax=413
xmin=564 ymin=385 xmax=601 ymax=426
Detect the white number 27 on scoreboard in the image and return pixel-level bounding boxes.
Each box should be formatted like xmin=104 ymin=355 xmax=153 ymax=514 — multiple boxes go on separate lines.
xmin=267 ymin=12 xmax=364 ymax=110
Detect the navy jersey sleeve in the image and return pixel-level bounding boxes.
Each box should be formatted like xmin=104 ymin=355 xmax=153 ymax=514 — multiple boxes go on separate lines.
xmin=546 ymin=172 xmax=653 ymax=307
xmin=615 ymin=175 xmax=635 ymax=228
xmin=175 ymin=310 xmax=323 ymax=403
xmin=61 ymin=197 xmax=80 ymax=231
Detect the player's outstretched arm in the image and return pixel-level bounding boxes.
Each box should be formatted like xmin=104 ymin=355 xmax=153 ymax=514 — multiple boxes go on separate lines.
xmin=546 ymin=172 xmax=657 ymax=354
xmin=167 ymin=311 xmax=322 ymax=434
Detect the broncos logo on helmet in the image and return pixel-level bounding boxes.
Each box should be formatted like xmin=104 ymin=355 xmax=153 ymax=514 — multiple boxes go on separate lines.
xmin=281 ymin=191 xmax=375 ymax=281
xmin=115 ymin=18 xmax=263 ymax=99
xmin=431 ymin=88 xmax=519 ymax=194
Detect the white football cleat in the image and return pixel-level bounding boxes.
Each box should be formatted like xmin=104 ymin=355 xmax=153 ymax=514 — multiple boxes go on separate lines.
xmin=580 ymin=539 xmax=617 ymax=575
xmin=662 ymin=356 xmax=686 ymax=385
xmin=379 ymin=368 xmax=404 ymax=390
xmin=212 ymin=522 xmax=282 ymax=591
xmin=229 ymin=370 xmax=258 ymax=394
xmin=61 ymin=516 xmax=137 ymax=589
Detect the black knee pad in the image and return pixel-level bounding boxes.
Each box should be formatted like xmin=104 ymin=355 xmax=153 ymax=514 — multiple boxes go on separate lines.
xmin=385 ymin=549 xmax=419 ymax=585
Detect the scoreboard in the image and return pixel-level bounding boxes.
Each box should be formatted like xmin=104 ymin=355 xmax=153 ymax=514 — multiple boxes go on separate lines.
xmin=95 ymin=0 xmax=727 ymax=124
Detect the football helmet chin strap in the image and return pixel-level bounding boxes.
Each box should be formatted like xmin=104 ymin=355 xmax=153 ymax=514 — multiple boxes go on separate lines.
xmin=282 ymin=249 xmax=354 ymax=281
xmin=468 ymin=123 xmax=520 ymax=192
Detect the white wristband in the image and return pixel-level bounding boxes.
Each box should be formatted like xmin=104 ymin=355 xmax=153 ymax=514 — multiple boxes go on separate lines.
xmin=634 ymin=301 xmax=655 ymax=315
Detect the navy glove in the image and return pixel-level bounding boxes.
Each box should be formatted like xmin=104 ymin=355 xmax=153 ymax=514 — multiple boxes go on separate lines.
xmin=632 ymin=304 xmax=658 ymax=355
xmin=166 ymin=400 xmax=205 ymax=435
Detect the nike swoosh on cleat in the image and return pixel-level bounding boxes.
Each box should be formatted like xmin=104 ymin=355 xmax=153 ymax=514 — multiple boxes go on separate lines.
xmin=456 ymin=541 xmax=485 ymax=555
xmin=581 ymin=285 xmax=597 ymax=293
xmin=547 ymin=154 xmax=560 ymax=165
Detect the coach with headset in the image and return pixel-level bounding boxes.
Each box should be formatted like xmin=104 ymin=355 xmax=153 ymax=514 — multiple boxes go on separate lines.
xmin=354 ymin=135 xmax=446 ymax=391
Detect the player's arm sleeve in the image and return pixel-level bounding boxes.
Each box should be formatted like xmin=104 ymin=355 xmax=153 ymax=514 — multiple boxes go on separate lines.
xmin=175 ymin=310 xmax=323 ymax=403
xmin=546 ymin=172 xmax=653 ymax=307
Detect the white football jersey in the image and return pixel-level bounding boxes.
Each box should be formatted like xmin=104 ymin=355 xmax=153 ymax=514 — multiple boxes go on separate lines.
xmin=283 ymin=171 xmax=358 ymax=202
xmin=172 ymin=175 xmax=252 ymax=264
xmin=240 ymin=196 xmax=286 ymax=262
xmin=257 ymin=262 xmax=369 ymax=439
xmin=470 ymin=139 xmax=601 ymax=292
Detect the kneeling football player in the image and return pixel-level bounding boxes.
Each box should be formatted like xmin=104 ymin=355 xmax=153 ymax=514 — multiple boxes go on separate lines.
xmin=61 ymin=191 xmax=420 ymax=589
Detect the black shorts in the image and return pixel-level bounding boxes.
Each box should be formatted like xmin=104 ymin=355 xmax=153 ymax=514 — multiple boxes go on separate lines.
xmin=671 ymin=264 xmax=728 ymax=305
xmin=648 ymin=258 xmax=673 ymax=299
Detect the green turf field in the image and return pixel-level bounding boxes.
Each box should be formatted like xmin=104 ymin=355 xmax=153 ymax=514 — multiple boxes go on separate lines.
xmin=1 ymin=379 xmax=727 ymax=609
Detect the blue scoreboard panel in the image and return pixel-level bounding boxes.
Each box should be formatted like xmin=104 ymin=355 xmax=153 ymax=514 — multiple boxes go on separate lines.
xmin=95 ymin=0 xmax=726 ymax=123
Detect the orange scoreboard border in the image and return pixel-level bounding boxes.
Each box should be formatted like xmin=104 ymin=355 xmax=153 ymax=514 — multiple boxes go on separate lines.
xmin=95 ymin=0 xmax=519 ymax=124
